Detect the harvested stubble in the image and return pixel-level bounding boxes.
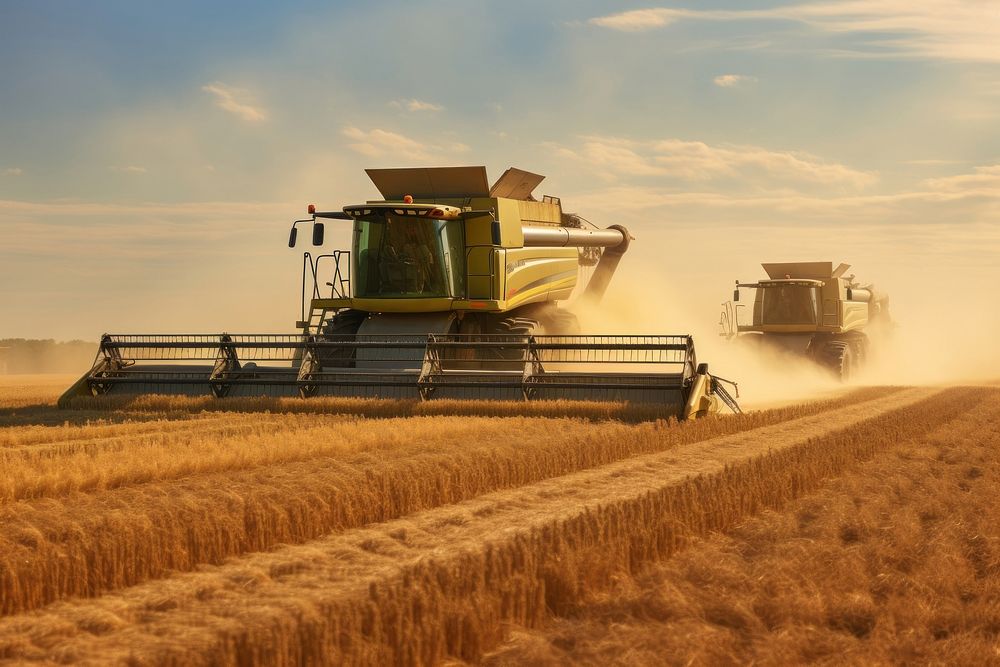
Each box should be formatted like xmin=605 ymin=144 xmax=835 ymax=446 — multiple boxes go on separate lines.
xmin=0 ymin=412 xmax=262 ymax=449
xmin=1 ymin=413 xmax=401 ymax=500
xmin=0 ymin=386 xmax=968 ymax=665
xmin=0 ymin=415 xmax=299 ymax=462
xmin=0 ymin=388 xmax=896 ymax=615
xmin=68 ymin=393 xmax=688 ymax=423
xmin=2 ymin=387 xmax=898 ymax=504
xmin=486 ymin=388 xmax=1000 ymax=665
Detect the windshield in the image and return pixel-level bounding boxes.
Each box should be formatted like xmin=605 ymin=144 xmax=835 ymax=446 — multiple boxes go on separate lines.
xmin=760 ymin=285 xmax=819 ymax=325
xmin=354 ymin=213 xmax=465 ymax=298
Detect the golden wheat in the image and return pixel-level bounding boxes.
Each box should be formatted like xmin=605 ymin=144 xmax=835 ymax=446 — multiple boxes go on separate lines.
xmin=4 ymin=386 xmax=896 ymax=501
xmin=0 ymin=388 xmax=897 ymax=615
xmin=66 ymin=393 xmax=685 ymax=421
xmin=0 ymin=412 xmax=246 ymax=449
xmin=65 ymin=385 xmax=895 ymax=423
xmin=3 ymin=414 xmax=502 ymax=501
xmin=0 ymin=375 xmax=77 ymax=410
xmin=0 ymin=386 xmax=968 ymax=665
xmin=485 ymin=388 xmax=1000 ymax=666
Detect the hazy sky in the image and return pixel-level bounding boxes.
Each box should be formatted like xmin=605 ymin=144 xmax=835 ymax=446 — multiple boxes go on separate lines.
xmin=2 ymin=1 xmax=999 ymax=347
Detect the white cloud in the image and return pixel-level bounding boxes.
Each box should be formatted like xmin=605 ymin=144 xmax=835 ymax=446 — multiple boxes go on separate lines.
xmin=554 ymin=135 xmax=878 ymax=189
xmin=0 ymin=198 xmax=288 ymax=218
xmin=775 ymin=1 xmax=1000 ymax=62
xmin=589 ymin=2 xmax=1000 ymax=62
xmin=923 ymin=164 xmax=1000 ymax=194
xmin=342 ymin=127 xmax=430 ymax=160
xmin=2 ymin=168 xmax=22 ymax=176
xmin=714 ymin=74 xmax=757 ymax=87
xmin=201 ymin=82 xmax=267 ymax=122
xmin=389 ymin=98 xmax=444 ymax=112
xmin=341 ymin=126 xmax=468 ymax=161
xmin=109 ymin=165 xmax=147 ymax=174
xmin=903 ymin=159 xmax=965 ymax=166
xmin=0 ymin=198 xmax=294 ymax=261
xmin=588 ymin=8 xmax=686 ymax=31
xmin=560 ymin=162 xmax=1000 ymax=225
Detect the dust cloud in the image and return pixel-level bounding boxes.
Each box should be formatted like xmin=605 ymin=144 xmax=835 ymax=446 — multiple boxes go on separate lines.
xmin=569 ymin=223 xmax=1000 ymax=408
xmin=572 ymin=263 xmax=844 ymax=410
xmin=0 ymin=340 xmax=97 ymax=375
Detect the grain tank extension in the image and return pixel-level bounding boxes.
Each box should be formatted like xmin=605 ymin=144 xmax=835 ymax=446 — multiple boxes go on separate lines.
xmin=720 ymin=261 xmax=891 ymax=380
xmin=62 ymin=166 xmax=739 ymax=418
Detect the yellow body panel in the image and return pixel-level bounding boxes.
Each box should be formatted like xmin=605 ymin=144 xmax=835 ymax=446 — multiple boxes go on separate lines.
xmin=340 ymin=297 xmax=456 ymax=313
xmin=840 ymin=301 xmax=868 ymax=332
xmin=739 ymin=262 xmax=877 ymax=335
xmin=505 ymin=280 xmax=576 ymax=310
xmin=312 ymin=298 xmax=353 ymax=310
xmin=740 ymin=323 xmax=837 ymax=334
xmin=516 ymin=199 xmax=562 ymax=226
xmin=451 ymin=299 xmax=501 ymax=310
xmin=502 ymin=248 xmax=578 ymax=307
xmin=683 ymin=374 xmax=718 ymax=419
xmin=485 ymin=197 xmax=527 ymax=247
xmin=334 ymin=193 xmax=579 ymax=316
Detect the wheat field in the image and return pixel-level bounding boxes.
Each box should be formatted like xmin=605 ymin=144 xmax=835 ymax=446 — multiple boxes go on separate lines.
xmin=0 ymin=377 xmax=995 ymax=665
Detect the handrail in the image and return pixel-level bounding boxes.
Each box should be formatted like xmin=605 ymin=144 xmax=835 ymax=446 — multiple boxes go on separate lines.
xmin=300 ymin=250 xmax=352 ymax=325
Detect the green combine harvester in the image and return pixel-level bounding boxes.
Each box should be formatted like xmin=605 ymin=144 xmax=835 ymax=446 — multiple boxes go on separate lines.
xmin=721 ymin=261 xmax=892 ymax=381
xmin=62 ymin=166 xmax=739 ymax=418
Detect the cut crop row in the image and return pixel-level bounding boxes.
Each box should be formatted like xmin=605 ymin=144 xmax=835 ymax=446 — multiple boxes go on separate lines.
xmin=484 ymin=389 xmax=1000 ymax=665
xmin=0 ymin=387 xmax=964 ymax=665
xmin=0 ymin=388 xmax=897 ymax=615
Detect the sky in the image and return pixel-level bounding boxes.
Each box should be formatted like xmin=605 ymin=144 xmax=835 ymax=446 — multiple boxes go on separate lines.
xmin=2 ymin=0 xmax=999 ymax=377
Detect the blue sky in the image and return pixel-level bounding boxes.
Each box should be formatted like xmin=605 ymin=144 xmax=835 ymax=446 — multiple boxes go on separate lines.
xmin=2 ymin=1 xmax=999 ymax=357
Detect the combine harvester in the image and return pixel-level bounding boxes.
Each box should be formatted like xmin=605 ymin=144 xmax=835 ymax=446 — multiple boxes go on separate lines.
xmin=720 ymin=261 xmax=891 ymax=381
xmin=62 ymin=166 xmax=739 ymax=418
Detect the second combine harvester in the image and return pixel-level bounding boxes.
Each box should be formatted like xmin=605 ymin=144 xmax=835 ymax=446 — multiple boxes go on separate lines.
xmin=62 ymin=166 xmax=739 ymax=417
xmin=721 ymin=261 xmax=891 ymax=380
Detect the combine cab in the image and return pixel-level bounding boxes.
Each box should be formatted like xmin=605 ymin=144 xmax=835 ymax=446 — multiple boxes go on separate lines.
xmin=63 ymin=166 xmax=739 ymax=418
xmin=721 ymin=261 xmax=891 ymax=381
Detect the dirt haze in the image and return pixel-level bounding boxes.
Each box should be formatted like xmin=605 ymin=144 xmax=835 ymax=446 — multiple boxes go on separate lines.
xmin=572 ymin=222 xmax=1000 ymax=407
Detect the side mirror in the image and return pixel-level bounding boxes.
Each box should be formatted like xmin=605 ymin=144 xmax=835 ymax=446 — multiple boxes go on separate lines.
xmin=288 ymin=227 xmax=298 ymax=248
xmin=733 ymin=289 xmax=740 ymax=302
xmin=312 ymin=222 xmax=325 ymax=246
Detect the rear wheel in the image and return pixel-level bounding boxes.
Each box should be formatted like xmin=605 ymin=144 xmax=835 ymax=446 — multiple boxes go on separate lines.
xmin=816 ymin=340 xmax=853 ymax=382
xmin=852 ymin=336 xmax=870 ymax=370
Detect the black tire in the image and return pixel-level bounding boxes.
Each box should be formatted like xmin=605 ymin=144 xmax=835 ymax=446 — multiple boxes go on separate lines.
xmin=538 ymin=306 xmax=581 ymax=335
xmin=852 ymin=336 xmax=869 ymax=370
xmin=816 ymin=340 xmax=853 ymax=382
xmin=492 ymin=316 xmax=537 ymax=337
xmin=318 ymin=309 xmax=367 ymax=367
xmin=483 ymin=316 xmax=539 ymax=366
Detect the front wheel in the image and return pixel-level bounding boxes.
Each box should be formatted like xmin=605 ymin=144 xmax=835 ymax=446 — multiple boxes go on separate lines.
xmin=816 ymin=340 xmax=853 ymax=382
xmin=538 ymin=306 xmax=581 ymax=335
xmin=317 ymin=309 xmax=368 ymax=368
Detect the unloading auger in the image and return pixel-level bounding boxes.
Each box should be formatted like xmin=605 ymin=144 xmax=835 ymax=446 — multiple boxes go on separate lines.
xmin=61 ymin=166 xmax=740 ymax=418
